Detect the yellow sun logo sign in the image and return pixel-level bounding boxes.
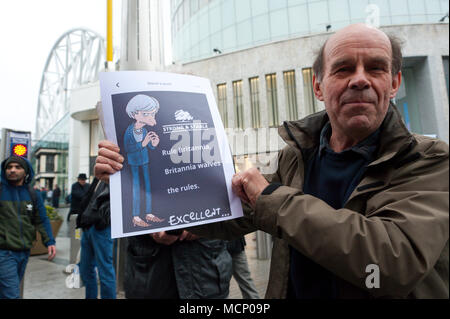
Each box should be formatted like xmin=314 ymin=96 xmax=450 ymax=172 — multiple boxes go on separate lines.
xmin=13 ymin=144 xmax=27 ymax=157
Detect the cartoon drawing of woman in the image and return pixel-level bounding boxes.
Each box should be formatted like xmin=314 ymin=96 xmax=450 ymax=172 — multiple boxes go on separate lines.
xmin=124 ymin=94 xmax=164 ymax=227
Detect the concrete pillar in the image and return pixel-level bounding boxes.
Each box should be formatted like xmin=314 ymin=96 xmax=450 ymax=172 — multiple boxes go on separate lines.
xmin=120 ymin=0 xmax=165 ymax=71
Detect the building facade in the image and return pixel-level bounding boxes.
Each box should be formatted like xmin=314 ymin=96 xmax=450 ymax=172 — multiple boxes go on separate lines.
xmin=32 ymin=113 xmax=70 ymax=203
xmin=64 ymin=0 xmax=449 ymax=184
xmin=167 ymin=0 xmax=449 ymax=170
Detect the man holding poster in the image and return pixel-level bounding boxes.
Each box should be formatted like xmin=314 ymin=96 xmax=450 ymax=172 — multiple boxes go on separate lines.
xmin=95 ymin=24 xmax=448 ymax=299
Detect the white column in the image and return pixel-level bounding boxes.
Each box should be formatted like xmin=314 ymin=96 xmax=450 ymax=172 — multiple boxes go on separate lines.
xmin=120 ymin=0 xmax=165 ymax=71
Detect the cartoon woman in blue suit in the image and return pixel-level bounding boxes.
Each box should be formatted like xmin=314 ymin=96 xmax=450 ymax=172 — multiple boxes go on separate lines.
xmin=124 ymin=94 xmax=164 ymax=227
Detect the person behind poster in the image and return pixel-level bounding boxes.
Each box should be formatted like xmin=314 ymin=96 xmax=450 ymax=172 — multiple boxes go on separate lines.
xmin=124 ymin=94 xmax=165 ymax=227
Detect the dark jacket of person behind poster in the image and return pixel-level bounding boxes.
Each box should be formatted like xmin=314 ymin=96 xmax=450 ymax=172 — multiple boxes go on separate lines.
xmin=69 ymin=181 xmax=90 ymax=215
xmin=96 ymin=185 xmax=232 ymax=298
xmin=76 ymin=178 xmax=110 ymax=230
xmin=125 ymin=234 xmax=232 ymax=299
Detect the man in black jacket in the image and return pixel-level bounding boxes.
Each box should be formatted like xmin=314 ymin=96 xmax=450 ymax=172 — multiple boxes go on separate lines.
xmin=67 ymin=173 xmax=90 ymax=264
xmin=69 ymin=173 xmax=90 ymax=219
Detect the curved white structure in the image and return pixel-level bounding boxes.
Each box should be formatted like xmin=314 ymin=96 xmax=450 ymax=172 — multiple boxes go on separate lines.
xmin=35 ymin=28 xmax=106 ymax=140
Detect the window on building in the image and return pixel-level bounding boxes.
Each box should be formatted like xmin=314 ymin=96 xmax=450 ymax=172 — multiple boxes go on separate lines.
xmin=58 ymin=153 xmax=67 ymax=174
xmin=36 ymin=156 xmax=40 ymax=174
xmin=46 ymin=154 xmax=55 ymax=172
xmin=266 ymin=73 xmax=279 ymax=127
xmin=249 ymin=77 xmax=261 ymax=128
xmin=233 ymin=80 xmax=244 ymax=129
xmin=302 ymin=68 xmax=318 ymax=115
xmin=217 ymin=83 xmax=228 ymax=127
xmin=284 ymin=70 xmax=298 ymax=120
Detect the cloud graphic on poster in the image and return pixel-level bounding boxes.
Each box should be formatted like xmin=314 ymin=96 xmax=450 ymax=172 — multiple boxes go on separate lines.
xmin=175 ymin=110 xmax=193 ymax=122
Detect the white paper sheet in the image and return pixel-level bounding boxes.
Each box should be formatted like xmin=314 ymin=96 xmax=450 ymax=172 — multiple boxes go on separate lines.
xmin=99 ymin=71 xmax=243 ymax=238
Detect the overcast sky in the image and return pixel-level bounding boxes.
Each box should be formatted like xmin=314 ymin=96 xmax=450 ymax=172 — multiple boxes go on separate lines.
xmin=0 ymin=0 xmax=170 ymax=137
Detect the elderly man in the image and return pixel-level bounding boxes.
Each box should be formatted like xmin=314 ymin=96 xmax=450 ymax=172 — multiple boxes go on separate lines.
xmin=94 ymin=24 xmax=448 ymax=298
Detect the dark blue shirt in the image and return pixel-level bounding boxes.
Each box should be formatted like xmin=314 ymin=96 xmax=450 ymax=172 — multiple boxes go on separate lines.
xmin=289 ymin=123 xmax=380 ymax=298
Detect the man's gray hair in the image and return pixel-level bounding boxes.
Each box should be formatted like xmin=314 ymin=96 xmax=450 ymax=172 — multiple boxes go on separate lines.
xmin=312 ymin=33 xmax=404 ymax=82
xmin=126 ymin=94 xmax=160 ymax=119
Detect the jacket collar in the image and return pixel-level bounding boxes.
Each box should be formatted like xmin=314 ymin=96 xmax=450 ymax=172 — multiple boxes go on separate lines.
xmin=279 ymin=103 xmax=416 ymax=166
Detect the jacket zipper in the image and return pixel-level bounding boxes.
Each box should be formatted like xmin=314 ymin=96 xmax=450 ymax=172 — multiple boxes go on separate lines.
xmin=15 ymin=187 xmax=26 ymax=250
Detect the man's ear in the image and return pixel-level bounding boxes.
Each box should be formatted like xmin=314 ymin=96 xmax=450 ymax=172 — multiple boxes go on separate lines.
xmin=389 ymin=71 xmax=402 ymax=99
xmin=313 ymin=74 xmax=324 ymax=101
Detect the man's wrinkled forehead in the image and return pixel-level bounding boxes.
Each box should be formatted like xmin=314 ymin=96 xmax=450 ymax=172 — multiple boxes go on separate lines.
xmin=323 ymin=24 xmax=392 ymax=63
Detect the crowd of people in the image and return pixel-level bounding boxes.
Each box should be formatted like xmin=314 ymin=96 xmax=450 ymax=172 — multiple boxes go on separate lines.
xmin=0 ymin=23 xmax=448 ymax=300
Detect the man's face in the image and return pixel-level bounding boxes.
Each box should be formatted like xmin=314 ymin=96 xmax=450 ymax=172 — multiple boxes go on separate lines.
xmin=313 ymin=25 xmax=401 ymax=141
xmin=78 ymin=179 xmax=86 ymax=186
xmin=6 ymin=162 xmax=26 ymax=185
xmin=134 ymin=110 xmax=157 ymax=126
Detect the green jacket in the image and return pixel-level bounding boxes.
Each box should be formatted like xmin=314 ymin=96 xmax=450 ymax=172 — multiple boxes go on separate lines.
xmin=192 ymin=105 xmax=449 ymax=298
xmin=0 ymin=157 xmax=55 ymax=251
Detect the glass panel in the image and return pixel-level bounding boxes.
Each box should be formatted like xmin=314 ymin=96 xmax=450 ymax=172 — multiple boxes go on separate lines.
xmin=190 ymin=18 xmax=200 ymax=46
xmin=236 ymin=0 xmax=252 ymax=22
xmin=237 ymin=20 xmax=253 ymax=46
xmin=223 ymin=25 xmax=237 ymax=49
xmin=409 ymin=14 xmax=428 ymax=23
xmin=288 ymin=0 xmax=307 ymax=6
xmin=251 ymin=0 xmax=269 ymax=16
xmin=190 ymin=0 xmax=199 ymax=15
xmin=222 ymin=0 xmax=236 ymax=28
xmin=209 ymin=3 xmax=222 ymax=34
xmin=426 ymin=0 xmax=442 ymax=14
xmin=390 ymin=0 xmax=408 ymax=15
xmin=183 ymin=0 xmax=190 ymax=23
xmin=266 ymin=74 xmax=279 ymax=127
xmin=249 ymin=77 xmax=261 ymax=128
xmin=284 ymin=70 xmax=298 ymax=120
xmin=199 ymin=12 xmax=209 ymax=40
xmin=199 ymin=0 xmax=209 ymax=9
xmin=391 ymin=15 xmax=411 ymax=24
xmin=252 ymin=14 xmax=270 ymax=42
xmin=308 ymin=1 xmax=329 ymax=33
xmin=270 ymin=9 xmax=289 ymax=38
xmin=408 ymin=0 xmax=426 ymax=15
xmin=441 ymin=0 xmax=449 ymax=13
xmin=349 ymin=0 xmax=369 ymax=20
xmin=302 ymin=68 xmax=318 ymax=115
xmin=210 ymin=31 xmax=223 ymax=52
xmin=199 ymin=38 xmax=210 ymax=56
xmin=288 ymin=4 xmax=310 ymax=35
xmin=369 ymin=0 xmax=391 ymax=19
xmin=269 ymin=0 xmax=287 ymax=11
xmin=233 ymin=80 xmax=245 ymax=129
xmin=46 ymin=154 xmax=55 ymax=172
xmin=217 ymin=83 xmax=228 ymax=128
xmin=329 ymin=0 xmax=350 ymax=23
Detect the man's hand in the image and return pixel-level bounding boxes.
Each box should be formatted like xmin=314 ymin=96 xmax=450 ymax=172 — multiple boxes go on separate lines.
xmin=151 ymin=231 xmax=179 ymax=245
xmin=178 ymin=230 xmax=199 ymax=242
xmin=47 ymin=245 xmax=56 ymax=261
xmin=232 ymin=167 xmax=269 ymax=209
xmin=94 ymin=140 xmax=124 ymax=183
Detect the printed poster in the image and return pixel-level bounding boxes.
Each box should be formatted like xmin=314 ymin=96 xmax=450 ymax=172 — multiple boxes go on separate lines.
xmin=99 ymin=71 xmax=243 ymax=238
